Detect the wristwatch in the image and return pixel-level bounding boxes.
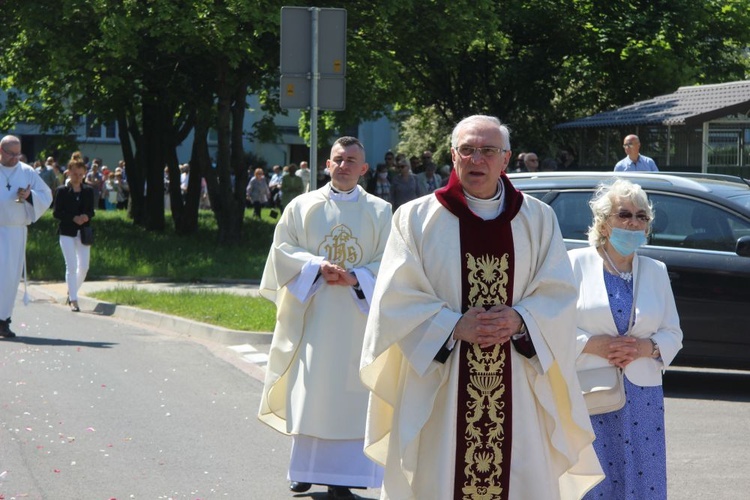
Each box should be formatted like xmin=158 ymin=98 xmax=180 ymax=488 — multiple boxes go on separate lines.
xmin=649 ymin=338 xmax=660 ymax=358
xmin=350 ymin=272 xmax=366 ymax=300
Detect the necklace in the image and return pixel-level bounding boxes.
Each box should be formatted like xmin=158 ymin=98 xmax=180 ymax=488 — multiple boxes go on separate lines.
xmin=1 ymin=166 xmax=18 ymax=191
xmin=601 ymin=246 xmax=632 ymax=282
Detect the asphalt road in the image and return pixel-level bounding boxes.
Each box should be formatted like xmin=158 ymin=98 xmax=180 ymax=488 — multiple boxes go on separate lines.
xmin=663 ymin=367 xmax=750 ymax=500
xmin=1 ymin=292 xmax=380 ymax=499
xmin=2 ymin=290 xmax=749 ymax=499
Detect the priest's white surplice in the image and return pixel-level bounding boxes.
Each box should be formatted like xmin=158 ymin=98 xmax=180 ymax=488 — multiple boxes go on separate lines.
xmin=0 ymin=162 xmax=53 ymax=319
xmin=258 ymin=184 xmax=391 ymax=487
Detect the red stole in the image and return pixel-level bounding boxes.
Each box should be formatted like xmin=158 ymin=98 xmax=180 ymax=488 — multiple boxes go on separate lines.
xmin=435 ymin=171 xmax=524 ymax=500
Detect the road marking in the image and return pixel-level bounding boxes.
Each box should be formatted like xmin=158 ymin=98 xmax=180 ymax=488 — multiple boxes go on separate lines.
xmin=228 ymin=344 xmax=269 ymax=367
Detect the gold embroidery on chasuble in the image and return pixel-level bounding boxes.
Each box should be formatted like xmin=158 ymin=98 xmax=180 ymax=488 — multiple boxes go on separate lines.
xmin=466 ymin=253 xmax=509 ymax=307
xmin=318 ymin=224 xmax=363 ymax=268
xmin=462 ymin=252 xmax=510 ymax=500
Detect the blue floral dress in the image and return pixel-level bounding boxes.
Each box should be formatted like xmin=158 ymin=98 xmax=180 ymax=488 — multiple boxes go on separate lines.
xmin=583 ymin=270 xmax=668 ymax=500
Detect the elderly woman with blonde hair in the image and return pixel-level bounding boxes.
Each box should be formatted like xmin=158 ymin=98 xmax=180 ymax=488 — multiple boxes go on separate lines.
xmin=568 ymin=178 xmax=683 ymax=499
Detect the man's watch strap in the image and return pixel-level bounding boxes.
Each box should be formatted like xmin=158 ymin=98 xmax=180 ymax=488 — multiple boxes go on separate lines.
xmin=351 ymin=274 xmax=366 ymax=300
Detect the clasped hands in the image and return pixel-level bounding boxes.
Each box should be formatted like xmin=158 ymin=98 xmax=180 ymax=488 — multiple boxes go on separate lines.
xmin=585 ymin=335 xmax=644 ymax=368
xmin=72 ymin=214 xmax=90 ymax=226
xmin=319 ymin=261 xmax=357 ymax=287
xmin=454 ymin=305 xmax=524 ymax=349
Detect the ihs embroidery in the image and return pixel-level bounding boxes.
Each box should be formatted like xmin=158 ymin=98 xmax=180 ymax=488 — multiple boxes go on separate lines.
xmin=319 ymin=224 xmax=362 ymax=268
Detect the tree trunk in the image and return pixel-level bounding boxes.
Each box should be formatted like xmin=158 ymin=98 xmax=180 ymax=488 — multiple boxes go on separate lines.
xmin=187 ymin=108 xmax=211 ymax=235
xmin=118 ymin=110 xmax=146 ymax=226
xmin=141 ymin=98 xmax=168 ymax=231
xmin=228 ymin=82 xmax=249 ymax=242
xmin=208 ymin=71 xmax=245 ymax=245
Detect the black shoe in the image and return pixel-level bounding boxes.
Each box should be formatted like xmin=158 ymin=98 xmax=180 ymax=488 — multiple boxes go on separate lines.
xmin=327 ymin=486 xmax=355 ymax=499
xmin=69 ymin=301 xmax=80 ymax=312
xmin=0 ymin=319 xmax=16 ymax=338
xmin=289 ymin=481 xmax=312 ymax=493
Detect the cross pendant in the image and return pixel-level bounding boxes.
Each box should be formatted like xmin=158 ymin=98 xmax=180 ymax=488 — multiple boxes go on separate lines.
xmin=5 ymin=182 xmax=10 ymax=191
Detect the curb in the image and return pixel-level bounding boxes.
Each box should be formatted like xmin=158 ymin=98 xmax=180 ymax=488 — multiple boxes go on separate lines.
xmin=29 ymin=284 xmax=273 ymax=347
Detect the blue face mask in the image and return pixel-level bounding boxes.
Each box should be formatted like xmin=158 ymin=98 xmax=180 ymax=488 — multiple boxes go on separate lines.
xmin=608 ymin=227 xmax=647 ymax=256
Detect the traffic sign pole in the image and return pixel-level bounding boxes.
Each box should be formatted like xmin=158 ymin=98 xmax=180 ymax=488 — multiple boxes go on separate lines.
xmin=280 ymin=7 xmax=346 ymax=191
xmin=310 ymin=8 xmax=319 ymax=191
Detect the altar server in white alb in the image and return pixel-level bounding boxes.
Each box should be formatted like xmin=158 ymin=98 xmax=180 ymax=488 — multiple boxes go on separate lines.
xmin=360 ymin=115 xmax=603 ymax=499
xmin=258 ymin=136 xmax=392 ymax=499
xmin=0 ymin=135 xmax=53 ymax=338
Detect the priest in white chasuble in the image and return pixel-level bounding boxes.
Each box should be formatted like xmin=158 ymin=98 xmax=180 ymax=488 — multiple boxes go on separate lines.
xmin=1 ymin=135 xmax=53 ymax=338
xmin=259 ymin=136 xmax=392 ymax=499
xmin=361 ymin=116 xmax=603 ymax=500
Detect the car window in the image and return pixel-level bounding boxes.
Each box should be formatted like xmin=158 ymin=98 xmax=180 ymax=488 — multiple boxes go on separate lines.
xmin=544 ymin=190 xmax=750 ymax=251
xmin=650 ymin=193 xmax=750 ymax=251
xmin=545 ymin=191 xmax=593 ymax=241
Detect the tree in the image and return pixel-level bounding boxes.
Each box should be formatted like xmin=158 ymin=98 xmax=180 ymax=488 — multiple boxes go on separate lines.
xmin=292 ymin=0 xmax=750 ymax=155
xmin=0 ymin=0 xmax=281 ymax=242
xmin=2 ymin=0 xmax=749 ymax=226
xmin=396 ymin=107 xmax=452 ymax=166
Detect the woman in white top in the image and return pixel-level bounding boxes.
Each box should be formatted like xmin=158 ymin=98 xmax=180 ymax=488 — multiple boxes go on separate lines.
xmin=568 ymin=178 xmax=683 ymax=499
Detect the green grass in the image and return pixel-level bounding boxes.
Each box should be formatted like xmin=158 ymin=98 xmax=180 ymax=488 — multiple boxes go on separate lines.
xmin=90 ymin=287 xmax=277 ymax=332
xmin=27 ymin=208 xmax=277 ymax=281
xmin=29 ymin=208 xmax=280 ymax=331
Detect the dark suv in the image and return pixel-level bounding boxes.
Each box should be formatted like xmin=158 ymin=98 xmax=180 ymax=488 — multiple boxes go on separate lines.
xmin=508 ymin=171 xmax=750 ymax=370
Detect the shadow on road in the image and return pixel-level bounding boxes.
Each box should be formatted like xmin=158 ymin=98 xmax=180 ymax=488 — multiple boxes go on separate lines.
xmin=291 ymin=487 xmax=377 ymax=499
xmin=663 ymin=368 xmax=750 ymax=403
xmin=4 ymin=337 xmax=118 ymax=348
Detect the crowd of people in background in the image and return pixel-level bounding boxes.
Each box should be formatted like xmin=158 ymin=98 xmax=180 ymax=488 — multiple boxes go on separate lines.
xmin=243 ymin=148 xmax=456 ymax=219
xmin=244 ymin=160 xmax=316 ymax=217
xmin=4 ymin=132 xmax=655 ymax=224
xmin=242 ymin=133 xmax=659 ymax=220
xmin=363 ymin=150 xmax=448 ymax=210
xmin=511 ymin=149 xmax=578 ymax=173
xmin=32 ymin=153 xmax=130 ymax=211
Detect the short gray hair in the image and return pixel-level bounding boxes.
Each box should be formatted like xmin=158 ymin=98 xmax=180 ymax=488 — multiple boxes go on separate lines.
xmin=451 ymin=115 xmax=511 ymax=151
xmin=587 ymin=178 xmax=653 ymax=247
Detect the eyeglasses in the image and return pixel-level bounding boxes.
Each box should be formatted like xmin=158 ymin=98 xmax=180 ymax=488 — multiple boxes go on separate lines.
xmin=623 ymin=143 xmax=636 ymax=148
xmin=611 ymin=211 xmax=650 ymax=223
xmin=1 ymin=147 xmax=22 ymax=158
xmin=455 ymin=145 xmax=508 ymax=159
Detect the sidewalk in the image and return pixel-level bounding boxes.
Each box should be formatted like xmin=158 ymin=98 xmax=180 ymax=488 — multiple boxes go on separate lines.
xmin=29 ymin=279 xmax=273 ymax=347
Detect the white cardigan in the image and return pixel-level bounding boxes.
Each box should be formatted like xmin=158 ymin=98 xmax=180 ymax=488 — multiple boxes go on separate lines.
xmin=568 ymin=246 xmax=683 ymax=387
